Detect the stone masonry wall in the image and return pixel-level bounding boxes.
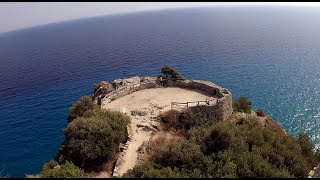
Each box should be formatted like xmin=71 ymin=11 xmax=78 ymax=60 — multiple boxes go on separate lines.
xmin=93 ymin=76 xmax=233 ymax=121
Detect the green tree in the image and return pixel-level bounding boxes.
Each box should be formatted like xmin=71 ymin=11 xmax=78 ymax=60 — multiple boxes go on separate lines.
xmin=60 ymin=109 xmax=130 ymax=168
xmin=160 ymin=65 xmax=184 ymax=79
xmin=67 ymin=96 xmax=97 ymax=122
xmin=233 ymin=96 xmax=252 ymax=113
xmin=39 ymin=161 xmax=87 ymax=178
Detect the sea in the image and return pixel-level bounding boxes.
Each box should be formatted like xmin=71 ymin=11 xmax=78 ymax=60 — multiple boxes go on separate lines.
xmin=1 ymin=6 xmax=320 ymax=177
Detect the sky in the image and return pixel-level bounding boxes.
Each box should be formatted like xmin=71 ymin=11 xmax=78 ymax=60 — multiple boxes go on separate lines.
xmin=0 ymin=2 xmax=320 ymax=33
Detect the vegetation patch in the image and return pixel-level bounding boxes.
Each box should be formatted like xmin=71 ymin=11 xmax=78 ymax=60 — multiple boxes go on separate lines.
xmin=59 ymin=109 xmax=130 ymax=170
xmin=159 ymin=109 xmax=198 ymax=134
xmin=233 ymin=96 xmax=252 ymax=113
xmin=67 ymin=96 xmax=98 ymax=123
xmin=159 ymin=106 xmax=220 ymax=134
xmin=124 ymin=97 xmax=320 ymax=178
xmin=40 ymin=74 xmax=320 ymax=179
xmin=160 ymin=65 xmax=184 ymax=80
xmin=39 ymin=161 xmax=87 ymax=178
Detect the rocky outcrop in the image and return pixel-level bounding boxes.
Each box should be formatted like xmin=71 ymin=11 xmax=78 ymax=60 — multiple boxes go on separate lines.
xmin=94 ymin=81 xmax=114 ymax=97
xmin=309 ymin=163 xmax=320 ymax=178
xmin=93 ymin=76 xmax=233 ymax=176
xmin=93 ymin=76 xmax=233 ymax=121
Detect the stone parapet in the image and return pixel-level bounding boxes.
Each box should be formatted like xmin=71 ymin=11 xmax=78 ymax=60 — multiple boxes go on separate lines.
xmin=93 ymin=76 xmax=232 ymax=121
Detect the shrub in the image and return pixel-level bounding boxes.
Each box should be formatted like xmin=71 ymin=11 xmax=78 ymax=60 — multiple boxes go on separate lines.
xmin=203 ymin=121 xmax=316 ymax=178
xmin=233 ymin=96 xmax=252 ymax=113
xmin=189 ymin=105 xmax=218 ymax=122
xmin=123 ymin=163 xmax=188 ymax=178
xmin=160 ymin=65 xmax=184 ymax=79
xmin=127 ymin=116 xmax=319 ymax=178
xmin=60 ymin=109 xmax=130 ymax=169
xmin=297 ymin=132 xmax=317 ymax=164
xmin=39 ymin=161 xmax=86 ymax=178
xmin=236 ymin=117 xmax=253 ymax=126
xmin=159 ymin=110 xmax=183 ymax=131
xmin=154 ymin=139 xmax=212 ymax=174
xmin=67 ymin=96 xmax=97 ymax=122
xmin=42 ymin=160 xmax=58 ymax=171
xmin=203 ymin=121 xmax=238 ymax=155
xmin=124 ymin=162 xmax=206 ymax=178
xmin=160 ymin=109 xmax=198 ymax=132
xmin=179 ymin=109 xmax=197 ymax=129
xmin=140 ymin=137 xmax=168 ymax=163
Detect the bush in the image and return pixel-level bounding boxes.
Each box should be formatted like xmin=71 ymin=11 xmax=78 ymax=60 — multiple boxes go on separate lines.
xmin=189 ymin=105 xmax=218 ymax=122
xmin=203 ymin=121 xmax=238 ymax=155
xmin=39 ymin=161 xmax=86 ymax=178
xmin=126 ymin=114 xmax=319 ymax=178
xmin=160 ymin=109 xmax=197 ymax=132
xmin=298 ymin=132 xmax=317 ymax=164
xmin=67 ymin=96 xmax=97 ymax=122
xmin=124 ymin=163 xmax=207 ymax=178
xmin=202 ymin=121 xmax=316 ymax=178
xmin=123 ymin=163 xmax=189 ymax=178
xmin=160 ymin=110 xmax=183 ymax=131
xmin=160 ymin=65 xmax=184 ymax=79
xmin=60 ymin=109 xmax=130 ymax=169
xmin=233 ymin=96 xmax=252 ymax=113
xmin=154 ymin=139 xmax=212 ymax=174
xmin=179 ymin=109 xmax=197 ymax=129
xmin=42 ymin=160 xmax=58 ymax=171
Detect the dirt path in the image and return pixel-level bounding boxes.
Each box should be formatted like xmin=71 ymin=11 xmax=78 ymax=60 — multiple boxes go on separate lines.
xmin=101 ymin=87 xmax=216 ymax=177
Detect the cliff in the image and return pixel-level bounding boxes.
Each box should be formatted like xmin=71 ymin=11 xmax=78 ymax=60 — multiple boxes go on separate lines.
xmin=32 ymin=75 xmax=319 ymax=178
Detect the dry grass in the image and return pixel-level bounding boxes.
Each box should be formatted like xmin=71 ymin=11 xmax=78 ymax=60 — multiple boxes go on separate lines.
xmin=159 ymin=109 xmax=183 ymax=131
xmin=158 ymin=108 xmax=198 ymax=136
xmin=138 ymin=131 xmax=181 ymax=164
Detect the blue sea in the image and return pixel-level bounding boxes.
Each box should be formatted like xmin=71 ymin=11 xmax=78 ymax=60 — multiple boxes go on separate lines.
xmin=1 ymin=6 xmax=320 ymax=177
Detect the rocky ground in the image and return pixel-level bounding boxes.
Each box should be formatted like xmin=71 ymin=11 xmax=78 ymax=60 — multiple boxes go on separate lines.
xmin=308 ymin=163 xmax=320 ymax=178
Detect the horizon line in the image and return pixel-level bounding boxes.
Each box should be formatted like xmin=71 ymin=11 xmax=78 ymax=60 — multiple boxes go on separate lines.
xmin=1 ymin=2 xmax=319 ymax=35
